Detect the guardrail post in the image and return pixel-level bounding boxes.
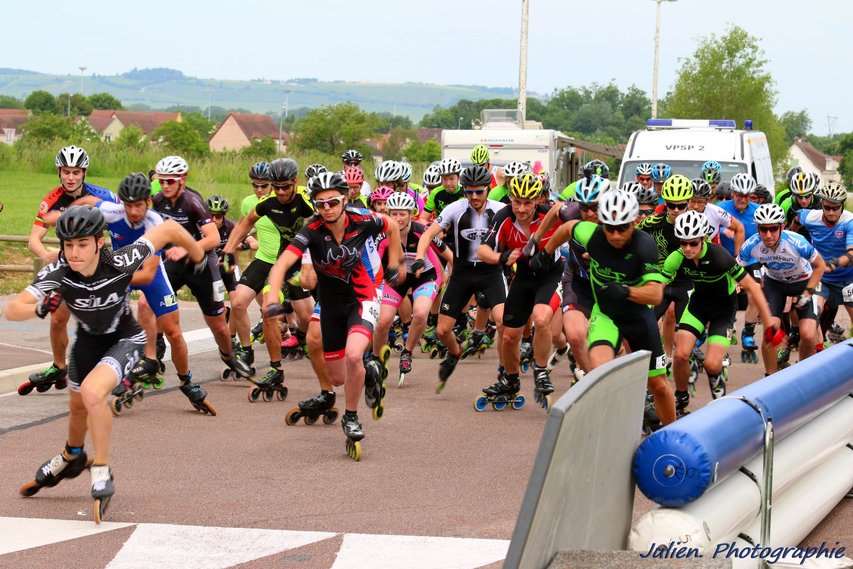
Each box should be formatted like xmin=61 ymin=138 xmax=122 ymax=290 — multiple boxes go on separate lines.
xmin=32 ymin=257 xmax=44 ymax=278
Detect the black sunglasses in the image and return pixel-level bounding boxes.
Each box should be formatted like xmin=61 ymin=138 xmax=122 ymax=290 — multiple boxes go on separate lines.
xmin=464 ymin=189 xmax=486 ymax=196
xmin=272 ymin=182 xmax=296 ymax=190
xmin=680 ymin=239 xmax=702 ymax=248
xmin=579 ymin=203 xmax=598 ymax=212
xmin=665 ymin=201 xmax=688 ymax=210
xmin=758 ymin=225 xmax=781 ymax=234
xmin=822 ymin=204 xmax=842 ymax=212
xmin=252 ymin=182 xmax=270 ymax=189
xmin=603 ymin=223 xmax=631 ymax=233
xmin=639 ymin=208 xmax=655 ymax=216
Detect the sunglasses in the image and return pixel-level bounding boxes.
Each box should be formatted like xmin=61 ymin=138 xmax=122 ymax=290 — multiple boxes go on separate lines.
xmin=579 ymin=203 xmax=598 ymax=212
xmin=464 ymin=189 xmax=486 ymax=196
xmin=639 ymin=208 xmax=655 ymax=216
xmin=665 ymin=201 xmax=688 ymax=211
xmin=252 ymin=182 xmax=270 ymax=190
xmin=603 ymin=223 xmax=631 ymax=233
xmin=211 ymin=213 xmax=225 ymax=219
xmin=822 ymin=204 xmax=842 ymax=212
xmin=313 ymin=196 xmax=345 ymax=210
xmin=272 ymin=182 xmax=296 ymax=190
xmin=680 ymin=239 xmax=702 ymax=248
xmin=758 ymin=225 xmax=781 ymax=234
xmin=159 ymin=178 xmax=180 ymax=186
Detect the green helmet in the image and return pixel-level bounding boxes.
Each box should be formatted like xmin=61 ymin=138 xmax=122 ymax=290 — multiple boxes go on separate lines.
xmin=661 ymin=174 xmax=694 ymax=202
xmin=207 ymin=194 xmax=229 ymax=214
xmin=470 ymin=144 xmax=490 ymax=166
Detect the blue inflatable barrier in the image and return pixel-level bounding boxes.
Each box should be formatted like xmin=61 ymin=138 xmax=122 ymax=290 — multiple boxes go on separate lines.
xmin=633 ymin=340 xmax=853 ymax=507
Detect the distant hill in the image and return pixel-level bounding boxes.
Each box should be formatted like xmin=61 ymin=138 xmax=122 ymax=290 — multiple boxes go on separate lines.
xmin=0 ymin=67 xmax=524 ymax=119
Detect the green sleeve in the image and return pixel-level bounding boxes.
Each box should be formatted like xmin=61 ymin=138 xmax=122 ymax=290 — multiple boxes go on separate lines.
xmin=572 ymin=220 xmax=597 ymax=247
xmin=488 ymin=185 xmax=507 ymax=201
xmin=150 ymin=180 xmax=162 ymax=195
xmin=780 ymin=196 xmax=792 ymax=215
xmin=662 ymin=250 xmax=684 ymax=282
xmin=559 ymin=181 xmax=578 ymax=201
xmin=240 ymin=195 xmax=255 ymax=217
xmin=425 ymin=187 xmax=441 ymax=213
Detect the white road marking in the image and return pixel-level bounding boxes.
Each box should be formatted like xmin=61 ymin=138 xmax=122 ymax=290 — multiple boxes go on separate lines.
xmin=330 ymin=533 xmax=509 ymax=569
xmin=0 ymin=341 xmax=53 ymax=355
xmin=105 ymin=523 xmax=336 ymax=569
xmin=0 ymin=516 xmax=132 ymax=555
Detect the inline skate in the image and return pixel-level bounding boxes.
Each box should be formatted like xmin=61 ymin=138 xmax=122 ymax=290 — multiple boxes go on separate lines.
xmin=90 ymin=464 xmax=114 ymax=524
xmin=519 ymin=337 xmax=534 ymax=373
xmin=460 ymin=330 xmax=489 ymax=359
xmin=436 ymin=352 xmax=459 ymax=394
xmin=19 ymin=445 xmax=91 ymax=497
xmin=222 ymin=345 xmax=255 ymax=380
xmin=17 ymin=364 xmax=67 ymax=396
xmin=532 ymin=366 xmax=554 ymax=411
xmin=740 ymin=323 xmax=758 ymax=364
xmin=342 ymin=411 xmax=364 ymax=461
xmin=363 ymin=346 xmax=390 ymax=420
xmin=285 ymin=390 xmax=338 ymax=425
xmin=179 ymin=373 xmax=217 ymax=415
xmin=474 ymin=372 xmax=525 ymax=412
xmin=397 ymin=348 xmax=413 ymax=387
xmin=247 ymin=367 xmax=288 ymax=402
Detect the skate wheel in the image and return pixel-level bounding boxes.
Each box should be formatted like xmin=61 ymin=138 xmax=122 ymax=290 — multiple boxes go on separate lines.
xmin=262 ymin=390 xmax=274 ymax=402
xmin=473 ymin=396 xmax=488 ymax=412
xmin=153 ymin=377 xmax=165 ymax=389
xmin=201 ymin=400 xmax=217 ymax=416
xmin=110 ymin=398 xmax=123 ymax=416
xmin=248 ymin=387 xmax=261 ymax=402
xmin=512 ymin=395 xmax=526 ymax=410
xmin=304 ymin=415 xmax=318 ymax=426
xmin=372 ymin=403 xmax=384 ymax=421
xmin=55 ymin=379 xmax=67 ymax=390
xmin=323 ymin=409 xmax=338 ymax=425
xmin=93 ymin=496 xmax=111 ymax=524
xmin=19 ymin=480 xmax=41 ymax=497
xmin=275 ymin=388 xmax=287 ymax=401
xmin=541 ymin=394 xmax=553 ymax=412
xmin=492 ymin=398 xmax=508 ymax=412
xmin=430 ymin=349 xmax=439 ymax=359
xmin=36 ymin=383 xmax=52 ymax=393
xmin=221 ymin=369 xmax=231 ymax=381
xmin=284 ymin=408 xmax=301 ymax=426
xmin=435 ymin=380 xmax=447 ymax=394
xmin=379 ymin=345 xmax=391 ymax=364
xmin=346 ymin=439 xmax=362 ymax=462
xmin=397 ymin=373 xmax=406 ymax=388
xmin=17 ymin=382 xmax=34 ymax=396
xmin=135 ymin=389 xmax=144 ymax=401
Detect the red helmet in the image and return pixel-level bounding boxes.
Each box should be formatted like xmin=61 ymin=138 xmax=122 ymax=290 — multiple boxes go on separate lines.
xmin=370 ymin=185 xmax=395 ymax=203
xmin=344 ymin=165 xmax=364 ymax=185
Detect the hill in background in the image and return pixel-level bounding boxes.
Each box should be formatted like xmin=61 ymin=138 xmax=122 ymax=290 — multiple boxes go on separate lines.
xmin=0 ymin=67 xmax=524 ymax=119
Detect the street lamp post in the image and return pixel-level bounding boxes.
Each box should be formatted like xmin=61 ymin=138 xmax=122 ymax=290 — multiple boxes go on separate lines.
xmin=78 ymin=66 xmax=87 ymax=95
xmin=517 ymin=0 xmax=529 ymax=128
xmin=457 ymin=116 xmax=464 ymax=129
xmin=651 ymin=0 xmax=676 ymax=119
xmin=278 ymin=92 xmax=290 ymax=153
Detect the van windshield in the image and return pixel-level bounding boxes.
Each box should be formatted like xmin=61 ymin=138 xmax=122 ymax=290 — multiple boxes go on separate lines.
xmin=619 ymin=161 xmax=746 ymax=185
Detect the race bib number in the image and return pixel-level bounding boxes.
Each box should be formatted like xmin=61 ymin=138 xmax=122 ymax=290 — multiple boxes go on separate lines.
xmin=843 ymin=283 xmax=853 ymax=304
xmin=654 ymin=354 xmax=669 ymax=370
xmin=212 ymin=280 xmax=226 ymax=303
xmin=362 ymin=300 xmax=380 ymax=328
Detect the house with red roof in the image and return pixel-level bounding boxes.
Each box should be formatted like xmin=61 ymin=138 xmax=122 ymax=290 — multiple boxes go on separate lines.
xmin=87 ymin=110 xmax=182 ymax=141
xmin=208 ymin=112 xmax=286 ymax=152
xmin=0 ymin=109 xmax=30 ymax=144
xmin=788 ymin=138 xmax=843 ymax=183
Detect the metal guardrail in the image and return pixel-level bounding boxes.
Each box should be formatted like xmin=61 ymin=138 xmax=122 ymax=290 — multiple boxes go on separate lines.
xmin=0 ymin=234 xmax=53 ymax=276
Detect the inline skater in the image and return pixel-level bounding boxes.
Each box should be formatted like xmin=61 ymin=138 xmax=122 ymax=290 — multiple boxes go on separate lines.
xmin=470 ymin=144 xmax=497 ymax=188
xmin=558 ymin=160 xmax=608 ymax=202
xmin=345 ymin=165 xmax=370 ymax=208
xmin=751 ymin=184 xmax=772 ymax=206
xmin=224 ymin=158 xmax=315 ymax=393
xmin=490 ymin=160 xmax=530 ymax=204
xmin=369 ymin=185 xmax=394 ymax=214
xmin=26 ymin=146 xmax=119 ymax=394
xmin=11 ymin=206 xmax=205 ymax=522
xmin=783 ymin=172 xmax=821 ymax=238
xmin=416 ymin=165 xmax=507 ymax=392
xmin=635 ymin=163 xmax=654 ymax=189
xmin=737 ymin=203 xmax=826 ymax=375
xmin=701 ymin=160 xmax=722 ymax=193
xmin=622 ymin=182 xmax=659 ymax=224
xmin=421 ymin=157 xmax=464 ymax=222
xmin=151 ymin=156 xmax=252 ymax=386
xmin=265 ymin=172 xmax=403 ymax=460
xmin=376 ymin=192 xmax=452 ymax=386
xmin=666 ymin=210 xmax=773 ymax=414
xmin=534 ymin=189 xmax=676 ymax=426
xmin=399 ymin=161 xmax=424 ymax=197
xmin=651 ymin=163 xmax=671 ymax=195
xmin=422 ymin=164 xmax=442 ymax=195
xmin=375 ymin=160 xmax=424 ymax=212
xmin=775 ymin=166 xmax=802 ymax=206
xmin=688 ymin=178 xmax=744 ymax=246
xmin=341 ymin=149 xmax=371 ymax=197
xmin=304 ymin=163 xmax=327 ymax=180
xmin=478 ymin=174 xmax=563 ymax=410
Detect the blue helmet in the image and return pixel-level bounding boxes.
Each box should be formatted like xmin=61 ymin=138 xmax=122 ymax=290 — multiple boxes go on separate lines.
xmin=249 ymin=161 xmax=271 ymax=180
xmin=651 ymin=163 xmax=671 ymax=183
xmin=701 ymin=160 xmax=721 ymax=173
xmin=575 ymin=175 xmax=609 ymax=204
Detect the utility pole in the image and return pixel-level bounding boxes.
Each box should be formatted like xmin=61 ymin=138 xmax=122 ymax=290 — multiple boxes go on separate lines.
xmin=516 ymin=0 xmax=529 ymax=128
xmin=651 ymin=0 xmax=676 ymax=118
xmin=78 ymin=66 xmax=87 ymax=95
xmin=826 ymin=115 xmax=838 ymax=138
xmin=278 ymin=92 xmax=290 ymax=153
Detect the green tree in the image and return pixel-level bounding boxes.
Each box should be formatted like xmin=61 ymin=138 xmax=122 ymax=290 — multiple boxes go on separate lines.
xmin=0 ymin=95 xmax=23 ymax=109
xmin=24 ymin=90 xmax=59 ymax=114
xmin=115 ymin=125 xmax=146 ymax=152
xmin=56 ymin=93 xmax=94 ymax=116
xmin=381 ymin=127 xmax=415 ymax=161
xmin=403 ymin=139 xmax=441 ymax=163
xmin=152 ymin=120 xmax=209 ymax=157
xmin=88 ymin=92 xmax=123 ymax=110
xmin=21 ymin=114 xmax=75 ymax=141
xmin=241 ymin=137 xmax=277 ymax=159
xmin=660 ymin=25 xmax=787 ymax=167
xmin=292 ymin=103 xmax=378 ymax=155
xmin=374 ymin=113 xmax=414 ymax=133
xmin=780 ymin=110 xmax=812 ymax=145
xmin=182 ymin=112 xmax=216 ymax=139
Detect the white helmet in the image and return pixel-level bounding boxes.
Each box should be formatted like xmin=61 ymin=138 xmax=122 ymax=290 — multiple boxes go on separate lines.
xmin=422 ymin=164 xmax=441 ymax=187
xmin=375 ymin=160 xmax=404 ymax=183
xmin=439 ymin=158 xmax=462 ymax=176
xmin=598 ymin=189 xmax=639 ymax=226
xmin=729 ymin=173 xmax=756 ymax=195
xmin=399 ymin=161 xmax=413 ymax=183
xmin=753 ymin=203 xmax=786 ymax=225
xmin=674 ymin=210 xmax=711 ymax=240
xmin=155 ymin=155 xmax=189 ymax=176
xmin=818 ymin=180 xmax=848 ymax=203
xmin=55 ymin=145 xmax=90 ymax=169
xmin=503 ymin=160 xmax=530 ymax=178
xmin=386 ymin=192 xmax=417 ymax=212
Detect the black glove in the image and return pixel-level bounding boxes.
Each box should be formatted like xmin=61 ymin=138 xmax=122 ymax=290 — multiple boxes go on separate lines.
xmin=410 ymin=259 xmax=425 ymax=274
xmin=385 ymin=265 xmax=400 ymax=285
xmin=35 ymin=291 xmax=62 ymax=319
xmin=599 ymin=282 xmax=629 ymax=304
xmin=528 ymin=250 xmax=553 ymax=272
xmin=498 ymin=249 xmax=512 ymax=266
xmin=264 ymin=303 xmax=287 ymax=318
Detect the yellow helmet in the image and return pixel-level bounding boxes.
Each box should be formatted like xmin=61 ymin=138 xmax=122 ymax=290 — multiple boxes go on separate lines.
xmin=509 ymin=173 xmax=543 ymax=200
xmin=470 ymin=144 xmax=490 ymax=165
xmin=660 ymin=174 xmax=694 ymax=202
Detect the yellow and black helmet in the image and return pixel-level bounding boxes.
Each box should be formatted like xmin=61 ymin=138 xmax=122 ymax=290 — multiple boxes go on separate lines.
xmin=509 ymin=173 xmax=543 ymax=200
xmin=660 ymin=174 xmax=694 ymax=202
xmin=470 ymin=144 xmax=490 ymax=166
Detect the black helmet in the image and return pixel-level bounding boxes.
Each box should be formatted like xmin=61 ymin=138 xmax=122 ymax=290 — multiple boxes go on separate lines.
xmin=118 ymin=172 xmax=151 ymax=203
xmin=752 ymin=184 xmax=772 ymax=203
xmin=460 ymin=165 xmax=491 ymax=188
xmin=269 ymin=158 xmax=298 ymax=182
xmin=341 ymin=149 xmax=363 ymax=165
xmin=715 ymin=181 xmax=732 ymax=200
xmin=56 ymin=205 xmax=106 ymax=241
xmin=305 ymin=163 xmax=328 ymax=179
xmin=690 ymin=178 xmax=712 ymax=199
xmin=207 ymin=194 xmax=229 ymax=214
xmin=249 ymin=161 xmax=271 ymax=180
xmin=309 ymin=172 xmax=349 ymax=199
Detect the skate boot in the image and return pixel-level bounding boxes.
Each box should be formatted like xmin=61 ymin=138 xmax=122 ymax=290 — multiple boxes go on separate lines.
xmin=133 ymin=357 xmax=164 ymax=390
xmin=642 ymin=393 xmax=661 ymax=436
xmin=547 ymin=345 xmax=569 ymax=372
xmin=247 ymin=366 xmax=287 ymax=402
xmin=708 ymin=371 xmax=727 ymax=400
xmin=223 ymin=345 xmax=255 ymax=380
xmin=250 ymin=321 xmax=265 ymax=344
xmin=436 ymin=352 xmax=460 ymax=394
xmin=363 ymin=347 xmax=389 ymax=419
xmin=109 ymin=367 xmax=146 ymax=417
xmin=397 ymin=348 xmax=413 ymax=387
xmin=17 ymin=364 xmax=67 ymax=396
xmin=388 ymin=317 xmax=405 ymax=352
xmin=285 ymin=390 xmax=338 ymax=426
xmin=19 ymin=445 xmax=91 ymax=497
xmin=826 ymin=323 xmax=846 ymax=345
xmin=342 ymin=411 xmax=364 ymax=461
xmin=90 ymin=464 xmax=114 ymax=524
xmin=519 ymin=337 xmax=534 ymax=373
xmin=776 ymin=344 xmax=791 ymax=370
xmin=155 ymin=333 xmax=167 ymax=372
xmin=474 ymin=372 xmax=525 ymax=412
xmin=675 ymin=390 xmax=690 ymax=418
xmin=460 ymin=330 xmax=489 ymax=359
xmin=740 ymin=323 xmax=758 ymax=364
xmin=532 ymin=366 xmax=555 ymax=411
xmin=221 ymin=349 xmax=254 ymax=380
xmin=179 ymin=373 xmax=217 ymax=415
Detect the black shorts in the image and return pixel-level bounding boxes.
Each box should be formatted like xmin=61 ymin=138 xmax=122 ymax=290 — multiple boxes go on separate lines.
xmin=561 ymin=274 xmax=594 ymax=317
xmin=503 ymin=266 xmax=562 ymax=328
xmin=654 ymin=281 xmax=692 ymax=320
xmin=238 ymin=258 xmax=273 ymax=294
xmin=818 ymin=280 xmax=853 ymax=309
xmin=588 ymin=306 xmax=667 ymax=377
xmin=764 ymin=277 xmax=817 ymax=320
xmin=677 ymin=293 xmax=736 ymax=345
xmin=439 ymin=265 xmax=507 ymax=319
xmin=165 ymin=256 xmax=226 ymax=317
xmin=68 ymin=319 xmax=146 ymax=391
xmin=221 ymin=266 xmax=240 ymax=293
xmin=318 ymin=294 xmax=380 ymax=360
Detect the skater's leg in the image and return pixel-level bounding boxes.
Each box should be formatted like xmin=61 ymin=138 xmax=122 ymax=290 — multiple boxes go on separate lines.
xmin=136 ymin=296 xmax=159 ymax=360
xmin=588 ymin=344 xmax=615 ymax=370
xmin=436 ymin=315 xmax=462 ymax=357
xmin=291 ymin=297 xmax=314 ymax=332
xmin=372 ymin=304 xmax=397 ymax=356
xmin=49 ymin=303 xmax=70 ymax=369
xmin=563 ymin=310 xmax=591 ymax=372
xmin=648 ymin=374 xmax=676 ymax=426
xmin=797 ymin=317 xmax=818 ymax=360
xmin=262 ymin=313 xmax=283 ymax=363
xmin=67 ymin=391 xmax=88 ymax=448
xmin=672 ymin=330 xmax=696 ymax=393
xmin=501 ymin=325 xmax=523 ymax=375
xmin=531 ymin=304 xmax=554 ymax=367
xmin=661 ymin=303 xmax=676 ymax=357
xmin=473 ymin=305 xmax=490 ymax=333
xmin=78 ymin=364 xmax=119 ymax=465
xmin=398 ymin=295 xmax=413 ymax=325
xmin=230 ymin=284 xmax=256 ymax=348
xmin=204 ymin=313 xmax=235 ymax=356
xmin=405 ymin=295 xmax=432 ymax=352
xmin=159 ymin=312 xmax=188 ymax=375
xmin=490 ymin=304 xmax=506 ymax=367
xmin=761 ymin=315 xmax=782 ymax=375
xmin=343 ymin=332 xmax=371 ymax=412
xmin=703 ymin=341 xmax=727 ymax=376
xmin=307 ymin=320 xmax=336 ymax=388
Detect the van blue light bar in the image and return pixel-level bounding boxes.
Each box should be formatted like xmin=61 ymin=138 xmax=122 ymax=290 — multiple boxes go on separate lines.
xmin=646 ymin=119 xmax=737 ymax=129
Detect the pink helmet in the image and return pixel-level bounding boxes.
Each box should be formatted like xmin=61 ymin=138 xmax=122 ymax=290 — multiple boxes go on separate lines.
xmin=344 ymin=165 xmax=364 ymax=185
xmin=370 ymin=185 xmax=395 ymax=203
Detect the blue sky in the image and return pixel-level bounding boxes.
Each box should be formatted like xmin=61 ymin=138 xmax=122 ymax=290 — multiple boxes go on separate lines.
xmin=2 ymin=0 xmax=848 ymax=134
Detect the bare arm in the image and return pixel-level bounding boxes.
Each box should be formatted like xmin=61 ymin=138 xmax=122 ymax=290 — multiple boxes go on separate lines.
xmin=224 ymin=211 xmax=258 ymax=254
xmin=627 ymin=281 xmax=664 ymax=306
xmin=130 ymin=256 xmax=159 ymax=286
xmin=806 ymin=254 xmax=825 ymax=291
xmin=542 ymin=219 xmax=580 ymax=254
xmin=531 ymin=202 xmax=564 ymax=244
xmin=740 ymin=274 xmax=773 ymax=329
xmin=143 ymin=219 xmax=204 ymax=263
xmin=28 ymin=225 xmax=55 ymax=263
xmin=730 ymin=218 xmax=745 ymax=255
xmin=3 ymin=290 xmax=40 ymax=321
xmin=265 ymin=249 xmax=301 ymax=307
xmin=197 ymin=222 xmax=221 ymax=253
xmin=415 ymin=222 xmax=444 ymax=261
xmin=383 ymin=215 xmax=406 ymax=281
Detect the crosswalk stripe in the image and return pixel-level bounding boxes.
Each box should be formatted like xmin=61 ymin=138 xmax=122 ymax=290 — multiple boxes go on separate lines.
xmin=329 ymin=533 xmax=509 ymax=569
xmin=0 ymin=516 xmax=133 ymax=555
